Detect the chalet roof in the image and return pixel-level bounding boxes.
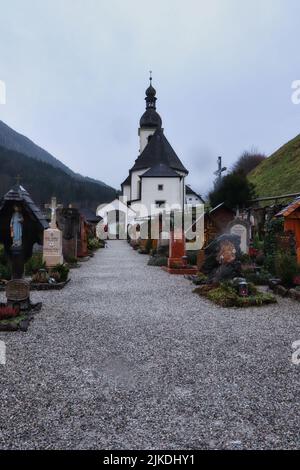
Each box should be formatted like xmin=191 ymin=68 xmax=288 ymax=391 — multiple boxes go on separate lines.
xmin=0 ymin=184 xmax=49 ymax=229
xmin=130 ymin=128 xmax=188 ymax=174
xmin=141 ymin=163 xmax=180 ymax=178
xmin=275 ymin=197 xmax=300 ymax=217
xmin=80 ymin=208 xmax=102 ymax=223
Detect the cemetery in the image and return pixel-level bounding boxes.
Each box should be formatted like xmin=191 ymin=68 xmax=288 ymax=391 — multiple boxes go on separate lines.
xmin=1 ymin=5 xmax=300 ymax=453
xmin=0 ymin=184 xmax=105 ymax=331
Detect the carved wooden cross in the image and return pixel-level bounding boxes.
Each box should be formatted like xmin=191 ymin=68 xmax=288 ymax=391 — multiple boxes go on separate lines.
xmin=45 ymin=197 xmax=63 ymax=229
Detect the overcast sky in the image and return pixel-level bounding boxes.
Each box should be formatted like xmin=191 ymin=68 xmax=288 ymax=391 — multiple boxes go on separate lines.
xmin=1 ymin=0 xmax=300 ymax=196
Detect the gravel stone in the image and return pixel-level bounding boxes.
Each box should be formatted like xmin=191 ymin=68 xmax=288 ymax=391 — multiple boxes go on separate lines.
xmin=0 ymin=240 xmax=300 ymax=450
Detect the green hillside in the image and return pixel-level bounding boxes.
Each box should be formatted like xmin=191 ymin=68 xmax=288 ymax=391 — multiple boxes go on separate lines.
xmin=248 ymin=134 xmax=300 ymax=198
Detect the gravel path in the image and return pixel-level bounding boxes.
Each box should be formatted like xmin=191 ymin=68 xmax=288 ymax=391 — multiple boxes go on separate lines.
xmin=0 ymin=240 xmax=300 ymax=450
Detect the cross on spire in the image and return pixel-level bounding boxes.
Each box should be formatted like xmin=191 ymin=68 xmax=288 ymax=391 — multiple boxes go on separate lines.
xmin=149 ymin=70 xmax=152 ymax=85
xmin=45 ymin=197 xmax=63 ymax=229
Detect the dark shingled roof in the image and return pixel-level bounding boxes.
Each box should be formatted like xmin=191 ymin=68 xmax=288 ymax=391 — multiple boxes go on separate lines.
xmin=141 ymin=163 xmax=181 ymax=178
xmin=140 ymin=108 xmax=162 ymax=129
xmin=79 ymin=208 xmax=102 ymax=223
xmin=121 ymin=175 xmax=131 ymax=187
xmin=0 ymin=184 xmax=48 ymax=229
xmin=130 ymin=128 xmax=188 ymax=174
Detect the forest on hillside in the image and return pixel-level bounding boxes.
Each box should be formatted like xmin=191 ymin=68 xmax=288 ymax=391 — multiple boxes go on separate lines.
xmin=0 ymin=146 xmax=116 ymax=210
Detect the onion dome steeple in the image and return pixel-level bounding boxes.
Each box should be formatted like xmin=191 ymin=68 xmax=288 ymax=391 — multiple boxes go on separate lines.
xmin=139 ymin=72 xmax=162 ymax=129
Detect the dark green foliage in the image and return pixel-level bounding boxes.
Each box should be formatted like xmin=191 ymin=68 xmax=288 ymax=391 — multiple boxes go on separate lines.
xmin=0 ymin=244 xmax=6 ymax=264
xmin=263 ymin=218 xmax=284 ymax=273
xmin=252 ymin=233 xmax=264 ymax=251
xmin=0 ymin=263 xmax=11 ymax=280
xmin=191 ymin=272 xmax=208 ymax=285
xmin=51 ymin=264 xmax=69 ymax=282
xmin=25 ymin=253 xmax=45 ymax=275
xmin=148 ymin=256 xmax=168 ymax=267
xmin=209 ymin=172 xmax=256 ymax=209
xmin=194 ymin=282 xmax=276 ymax=307
xmin=243 ymin=268 xmax=272 ymax=285
xmin=0 ymin=146 xmax=116 ymax=210
xmin=275 ymin=251 xmax=299 ymax=287
xmin=65 ymin=255 xmax=78 ymax=265
xmin=88 ymin=237 xmax=103 ymax=251
xmin=0 ymin=243 xmax=11 ymax=280
xmin=186 ymin=251 xmax=197 ymax=265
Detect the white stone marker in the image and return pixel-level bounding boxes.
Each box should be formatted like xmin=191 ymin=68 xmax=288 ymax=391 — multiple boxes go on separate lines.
xmin=230 ymin=222 xmax=249 ymax=254
xmin=43 ymin=197 xmax=63 ymax=267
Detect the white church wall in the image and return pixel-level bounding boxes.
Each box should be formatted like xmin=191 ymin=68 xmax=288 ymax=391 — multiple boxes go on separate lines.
xmin=141 ymin=177 xmax=182 ymax=213
xmin=122 ymin=184 xmax=131 ymax=200
xmin=131 ymin=169 xmax=150 ymax=201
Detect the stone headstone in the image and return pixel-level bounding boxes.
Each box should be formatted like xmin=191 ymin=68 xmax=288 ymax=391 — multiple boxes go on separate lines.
xmin=77 ymin=214 xmax=89 ymax=258
xmin=43 ymin=228 xmax=63 ymax=267
xmin=228 ymin=219 xmax=250 ymax=254
xmin=57 ymin=207 xmax=80 ymax=261
xmin=43 ymin=197 xmax=63 ymax=267
xmin=202 ymin=233 xmax=242 ymax=282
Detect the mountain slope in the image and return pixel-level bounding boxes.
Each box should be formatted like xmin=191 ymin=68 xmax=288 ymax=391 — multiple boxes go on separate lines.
xmin=248 ymin=134 xmax=300 ymax=198
xmin=0 ymin=146 xmax=116 ymax=210
xmin=0 ymin=120 xmax=110 ymax=187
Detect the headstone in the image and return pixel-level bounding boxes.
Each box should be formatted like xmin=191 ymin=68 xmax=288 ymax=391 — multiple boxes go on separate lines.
xmin=168 ymin=229 xmax=185 ymax=269
xmin=43 ymin=197 xmax=63 ymax=267
xmin=202 ymin=233 xmax=242 ymax=283
xmin=57 ymin=207 xmax=80 ymax=261
xmin=77 ymin=214 xmax=89 ymax=258
xmin=228 ymin=218 xmax=250 ymax=254
xmin=43 ymin=229 xmax=63 ymax=267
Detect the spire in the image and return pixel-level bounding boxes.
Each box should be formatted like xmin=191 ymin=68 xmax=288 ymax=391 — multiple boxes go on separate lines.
xmin=145 ymin=70 xmax=157 ymax=110
xmin=139 ymin=72 xmax=162 ymax=129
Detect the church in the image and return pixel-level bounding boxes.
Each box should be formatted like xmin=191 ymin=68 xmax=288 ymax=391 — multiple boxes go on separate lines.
xmin=121 ymin=76 xmax=190 ymax=219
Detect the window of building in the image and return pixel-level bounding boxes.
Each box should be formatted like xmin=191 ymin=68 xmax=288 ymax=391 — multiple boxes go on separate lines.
xmin=155 ymin=200 xmax=165 ymax=208
xmin=158 ymin=184 xmax=163 ymax=191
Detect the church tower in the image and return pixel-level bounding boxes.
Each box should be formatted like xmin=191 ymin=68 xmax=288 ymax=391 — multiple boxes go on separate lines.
xmin=138 ymin=72 xmax=162 ymax=153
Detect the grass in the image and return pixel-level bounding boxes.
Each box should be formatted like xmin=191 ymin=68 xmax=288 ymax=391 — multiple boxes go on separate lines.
xmin=0 ymin=314 xmax=26 ymax=326
xmin=248 ymin=134 xmax=300 ymax=200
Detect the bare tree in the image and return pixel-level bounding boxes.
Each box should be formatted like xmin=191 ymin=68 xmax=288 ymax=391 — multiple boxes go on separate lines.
xmin=232 ymin=147 xmax=266 ymax=175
